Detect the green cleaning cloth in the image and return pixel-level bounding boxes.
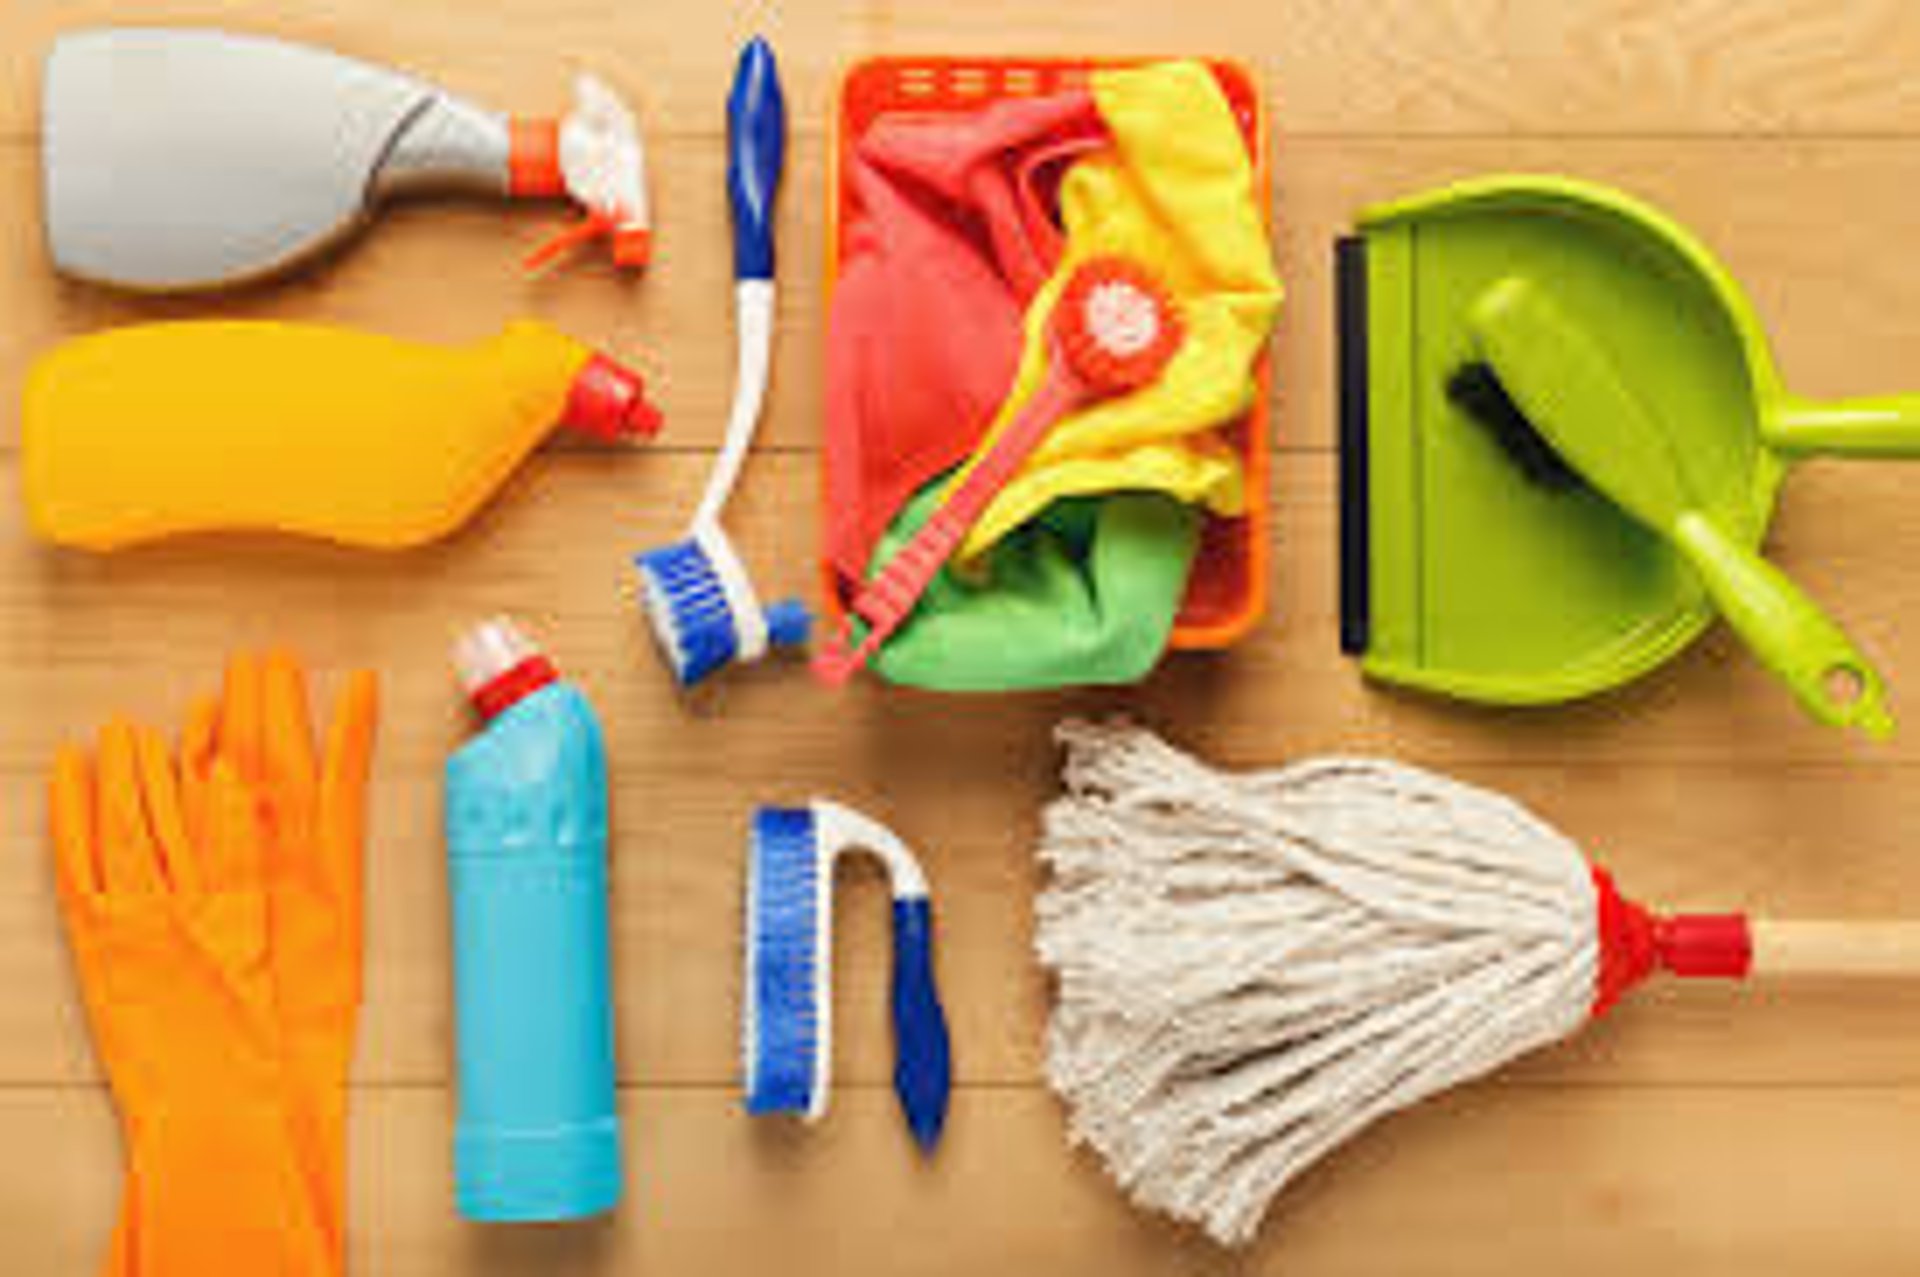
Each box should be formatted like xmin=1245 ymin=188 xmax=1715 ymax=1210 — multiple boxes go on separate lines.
xmin=867 ymin=482 xmax=1200 ymax=692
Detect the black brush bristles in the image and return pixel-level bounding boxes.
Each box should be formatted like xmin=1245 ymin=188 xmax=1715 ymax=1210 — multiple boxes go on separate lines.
xmin=1447 ymin=361 xmax=1583 ymax=492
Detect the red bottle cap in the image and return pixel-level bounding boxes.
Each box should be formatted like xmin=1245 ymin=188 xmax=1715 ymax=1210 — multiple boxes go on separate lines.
xmin=559 ymin=353 xmax=664 ymax=442
xmin=453 ymin=617 xmax=560 ymax=721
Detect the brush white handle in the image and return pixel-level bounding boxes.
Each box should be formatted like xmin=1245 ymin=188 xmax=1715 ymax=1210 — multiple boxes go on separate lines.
xmin=695 ymin=281 xmax=776 ymax=526
xmin=1751 ymin=920 xmax=1920 ymax=978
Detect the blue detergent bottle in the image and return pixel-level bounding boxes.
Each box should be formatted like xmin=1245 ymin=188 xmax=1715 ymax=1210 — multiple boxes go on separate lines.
xmin=445 ymin=617 xmax=622 ymax=1221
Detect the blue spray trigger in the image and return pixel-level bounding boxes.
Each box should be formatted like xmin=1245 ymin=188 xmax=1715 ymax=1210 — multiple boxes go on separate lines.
xmin=890 ymin=897 xmax=951 ymax=1150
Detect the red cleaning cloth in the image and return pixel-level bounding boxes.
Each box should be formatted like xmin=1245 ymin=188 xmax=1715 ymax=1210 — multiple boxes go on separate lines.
xmin=824 ymin=90 xmax=1106 ymax=587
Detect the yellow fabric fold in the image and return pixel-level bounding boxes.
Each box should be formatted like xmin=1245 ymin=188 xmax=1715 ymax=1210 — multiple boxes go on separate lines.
xmin=952 ymin=59 xmax=1282 ymax=561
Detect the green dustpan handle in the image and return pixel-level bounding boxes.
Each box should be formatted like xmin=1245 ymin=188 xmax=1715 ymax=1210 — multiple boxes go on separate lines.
xmin=1672 ymin=512 xmax=1894 ymax=739
xmin=1769 ymin=396 xmax=1920 ymax=457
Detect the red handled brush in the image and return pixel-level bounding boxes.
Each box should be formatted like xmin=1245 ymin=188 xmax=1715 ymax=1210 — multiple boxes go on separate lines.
xmin=1037 ymin=720 xmax=1920 ymax=1247
xmin=812 ymin=257 xmax=1184 ymax=685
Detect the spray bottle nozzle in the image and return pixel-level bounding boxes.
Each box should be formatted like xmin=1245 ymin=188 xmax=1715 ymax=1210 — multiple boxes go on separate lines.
xmin=517 ymin=75 xmax=652 ymax=273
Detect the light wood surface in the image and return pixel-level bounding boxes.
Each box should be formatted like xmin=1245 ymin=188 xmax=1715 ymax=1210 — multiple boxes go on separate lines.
xmin=6 ymin=1 xmax=1920 ymax=1272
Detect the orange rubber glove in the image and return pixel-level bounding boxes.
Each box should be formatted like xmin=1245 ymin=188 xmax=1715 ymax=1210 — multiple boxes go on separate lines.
xmin=53 ymin=720 xmax=334 ymax=1276
xmin=50 ymin=655 xmax=378 ymax=1277
xmin=181 ymin=653 xmax=379 ymax=1260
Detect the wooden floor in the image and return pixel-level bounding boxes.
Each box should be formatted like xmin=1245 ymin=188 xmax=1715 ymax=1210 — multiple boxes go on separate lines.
xmin=8 ymin=0 xmax=1920 ymax=1271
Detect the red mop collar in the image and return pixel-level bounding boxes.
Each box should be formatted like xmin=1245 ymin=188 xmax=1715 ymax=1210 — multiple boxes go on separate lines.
xmin=1590 ymin=868 xmax=1753 ymax=1019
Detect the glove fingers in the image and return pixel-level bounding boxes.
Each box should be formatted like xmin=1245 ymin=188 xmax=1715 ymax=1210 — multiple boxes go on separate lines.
xmin=202 ymin=758 xmax=267 ymax=894
xmin=262 ymin=650 xmax=319 ymax=795
xmin=180 ymin=694 xmax=222 ymax=852
xmin=96 ymin=720 xmax=167 ymax=897
xmin=219 ymin=653 xmax=267 ymax=786
xmin=49 ymin=746 xmax=101 ymax=908
xmin=317 ymin=670 xmax=379 ymax=900
xmin=133 ymin=724 xmax=201 ymax=898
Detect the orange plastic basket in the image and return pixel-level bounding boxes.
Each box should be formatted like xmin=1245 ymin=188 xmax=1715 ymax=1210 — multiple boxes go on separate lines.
xmin=823 ymin=56 xmax=1273 ymax=650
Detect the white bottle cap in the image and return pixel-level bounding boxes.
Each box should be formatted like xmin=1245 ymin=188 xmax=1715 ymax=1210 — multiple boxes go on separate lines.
xmin=452 ymin=616 xmax=544 ymax=702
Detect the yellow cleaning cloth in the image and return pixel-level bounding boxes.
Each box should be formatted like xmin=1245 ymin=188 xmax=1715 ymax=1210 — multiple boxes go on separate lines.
xmin=952 ymin=60 xmax=1282 ymax=562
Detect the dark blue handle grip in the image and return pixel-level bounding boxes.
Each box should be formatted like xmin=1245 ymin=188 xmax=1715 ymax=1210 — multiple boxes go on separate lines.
xmin=727 ymin=37 xmax=785 ymax=281
xmin=890 ymin=898 xmax=952 ymax=1151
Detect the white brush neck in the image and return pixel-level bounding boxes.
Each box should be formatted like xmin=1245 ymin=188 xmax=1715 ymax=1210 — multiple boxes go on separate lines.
xmin=696 ymin=281 xmax=776 ymax=528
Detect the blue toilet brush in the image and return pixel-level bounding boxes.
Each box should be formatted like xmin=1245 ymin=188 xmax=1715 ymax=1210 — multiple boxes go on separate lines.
xmin=635 ymin=37 xmax=807 ymax=686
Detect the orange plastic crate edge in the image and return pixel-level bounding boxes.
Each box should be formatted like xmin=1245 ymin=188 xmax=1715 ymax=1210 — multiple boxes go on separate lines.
xmin=818 ymin=55 xmax=1275 ymax=652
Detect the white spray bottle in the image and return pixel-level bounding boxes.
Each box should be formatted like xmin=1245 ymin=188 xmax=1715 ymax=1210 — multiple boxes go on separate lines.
xmin=41 ymin=27 xmax=651 ymax=290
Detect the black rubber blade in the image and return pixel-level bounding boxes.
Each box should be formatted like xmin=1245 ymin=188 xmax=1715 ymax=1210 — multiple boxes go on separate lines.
xmin=1336 ymin=234 xmax=1371 ymax=655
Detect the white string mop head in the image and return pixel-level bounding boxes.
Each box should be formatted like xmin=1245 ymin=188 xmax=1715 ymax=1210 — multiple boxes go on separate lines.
xmin=1035 ymin=719 xmax=1604 ymax=1247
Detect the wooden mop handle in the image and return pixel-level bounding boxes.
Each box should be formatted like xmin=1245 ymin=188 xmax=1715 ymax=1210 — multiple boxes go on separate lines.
xmin=1749 ymin=920 xmax=1920 ymax=978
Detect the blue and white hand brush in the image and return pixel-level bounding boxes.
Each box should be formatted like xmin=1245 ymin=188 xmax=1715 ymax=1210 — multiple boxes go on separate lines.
xmin=744 ymin=800 xmax=952 ymax=1150
xmin=635 ymin=37 xmax=807 ymax=686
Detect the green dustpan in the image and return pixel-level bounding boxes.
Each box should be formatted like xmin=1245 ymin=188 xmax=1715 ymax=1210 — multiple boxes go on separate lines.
xmin=1338 ymin=174 xmax=1920 ymax=708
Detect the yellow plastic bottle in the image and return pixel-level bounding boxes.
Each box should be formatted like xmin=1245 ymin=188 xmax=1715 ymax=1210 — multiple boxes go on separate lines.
xmin=23 ymin=319 xmax=660 ymax=550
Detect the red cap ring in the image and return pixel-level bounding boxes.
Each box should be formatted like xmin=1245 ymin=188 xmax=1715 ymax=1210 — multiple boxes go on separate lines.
xmin=560 ymin=353 xmax=664 ymax=441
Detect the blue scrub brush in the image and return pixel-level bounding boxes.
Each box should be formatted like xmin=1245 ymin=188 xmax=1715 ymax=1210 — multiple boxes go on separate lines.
xmin=744 ymin=800 xmax=952 ymax=1150
xmin=635 ymin=37 xmax=807 ymax=686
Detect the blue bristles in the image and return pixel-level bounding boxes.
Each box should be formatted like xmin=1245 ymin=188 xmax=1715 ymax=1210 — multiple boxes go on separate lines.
xmin=745 ymin=806 xmax=824 ymax=1116
xmin=635 ymin=538 xmax=738 ymax=686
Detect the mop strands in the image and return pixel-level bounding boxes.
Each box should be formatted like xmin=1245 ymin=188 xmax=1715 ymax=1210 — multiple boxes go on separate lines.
xmin=1035 ymin=719 xmax=1920 ymax=1246
xmin=744 ymin=801 xmax=953 ymax=1149
xmin=635 ymin=38 xmax=808 ymax=686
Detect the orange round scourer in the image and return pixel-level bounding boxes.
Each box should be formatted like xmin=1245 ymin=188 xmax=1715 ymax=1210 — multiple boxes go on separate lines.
xmin=1054 ymin=256 xmax=1183 ymax=392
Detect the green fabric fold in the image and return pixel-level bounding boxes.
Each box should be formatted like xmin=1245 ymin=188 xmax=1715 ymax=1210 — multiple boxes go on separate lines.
xmin=866 ymin=481 xmax=1201 ymax=692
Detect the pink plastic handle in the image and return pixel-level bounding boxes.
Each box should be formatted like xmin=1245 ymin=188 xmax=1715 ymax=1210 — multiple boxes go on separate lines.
xmin=812 ymin=507 xmax=972 ymax=685
xmin=814 ymin=369 xmax=1085 ymax=684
